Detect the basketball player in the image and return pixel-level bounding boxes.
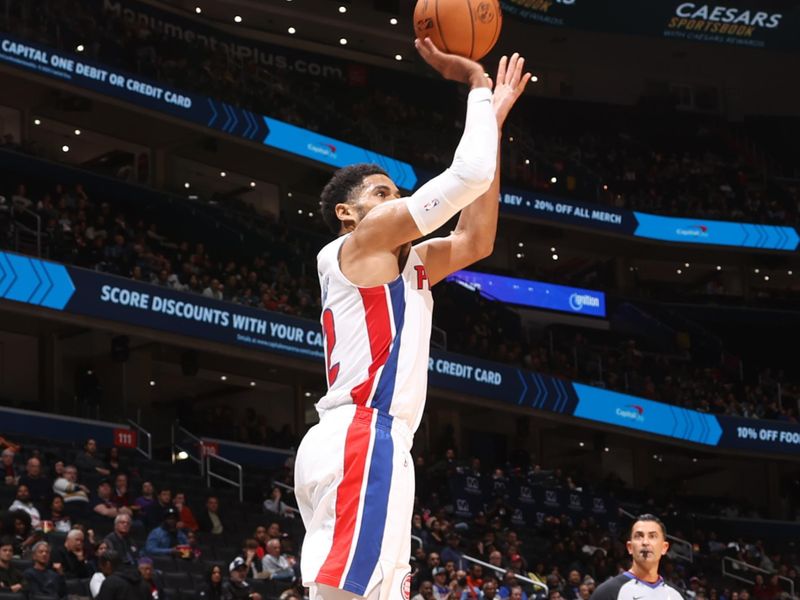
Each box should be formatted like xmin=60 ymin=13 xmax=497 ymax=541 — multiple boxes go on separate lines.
xmin=590 ymin=515 xmax=682 ymax=600
xmin=295 ymin=38 xmax=531 ymax=600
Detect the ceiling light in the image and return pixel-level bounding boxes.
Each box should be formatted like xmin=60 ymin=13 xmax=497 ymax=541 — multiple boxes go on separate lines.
xmin=579 ymin=442 xmax=585 ymax=448
xmin=716 ymin=265 xmax=722 ymax=271
xmin=677 ymin=269 xmax=682 ymax=274
xmin=249 ymin=181 xmax=256 ymax=188
xmin=74 ymin=129 xmax=81 ymax=136
xmin=183 ymin=182 xmax=190 ymax=189
xmin=550 ymin=247 xmax=556 ymax=252
xmin=297 ymin=209 xmax=303 ymax=214
xmin=220 ymin=375 xmax=227 ymax=381
xmin=234 ymin=15 xmax=242 ymax=23
xmin=789 ymin=270 xmax=793 ymax=276
xmin=531 ymin=75 xmax=539 ymax=82
xmin=518 ymin=242 xmax=524 ymax=248
xmin=61 ymin=145 xmax=70 ymax=153
xmin=76 ymin=44 xmax=85 ymax=53
xmin=395 ymin=54 xmax=402 ymax=61
xmin=338 ymin=5 xmax=347 ymax=12
xmin=304 ymin=392 xmax=312 ymax=397
xmin=515 ymin=253 xmax=524 ymax=259
xmin=550 ymin=176 xmax=558 ymax=184
xmin=339 ymin=38 xmax=348 ymax=45
xmin=250 ymin=381 xmax=256 ymax=387
xmin=287 ymin=26 xmax=296 ymax=34
xmin=177 ymin=451 xmax=189 ymax=460
xmin=764 ymin=275 xmax=770 ymax=281
xmin=602 ymin=184 xmax=608 ymax=190
xmin=149 ymin=380 xmax=156 ymax=387
xmin=604 ymin=447 xmax=610 ymax=452
xmin=390 ymin=17 xmax=398 ymax=25
xmin=220 ymin=171 xmax=226 ymax=177
xmin=33 ymin=118 xmax=41 ymax=125
xmin=754 ymin=268 xmax=760 ymax=274
xmin=308 ymin=212 xmax=314 ymax=217
xmin=287 ymin=192 xmax=293 ymax=197
xmin=692 ymin=458 xmax=698 ymax=463
xmin=509 ymin=136 xmax=514 ymax=142
xmin=195 ymin=7 xmax=202 ymax=14
xmin=684 ymin=262 xmax=690 ymax=268
xmin=524 ymin=158 xmax=530 ymax=165
xmin=552 ymin=254 xmax=559 ymax=261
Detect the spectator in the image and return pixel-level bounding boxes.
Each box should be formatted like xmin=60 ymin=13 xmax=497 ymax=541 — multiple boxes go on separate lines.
xmin=0 ymin=437 xmax=21 ymax=454
xmin=76 ymin=439 xmax=111 ymax=478
xmin=0 ymin=535 xmax=25 ymax=593
xmin=462 ymin=564 xmax=484 ymax=600
xmin=234 ymin=538 xmax=266 ymax=579
xmin=254 ymin=525 xmax=269 ymax=559
xmin=90 ymin=549 xmax=116 ymax=599
xmin=133 ymin=481 xmax=156 ymax=514
xmin=442 ymin=533 xmax=467 ymax=571
xmin=184 ymin=530 xmax=203 ymax=561
xmin=197 ymin=495 xmax=225 ymax=535
xmin=564 ymin=570 xmax=582 ymax=600
xmin=263 ymin=486 xmax=294 ymax=518
xmin=144 ymin=487 xmax=172 ymax=530
xmin=144 ymin=507 xmax=188 ymax=557
xmin=53 ymin=464 xmax=91 ymax=517
xmin=420 ymin=552 xmax=441 ymax=583
xmin=45 ymin=495 xmax=73 ymax=533
xmin=7 ymin=510 xmax=36 ymax=557
xmin=203 ymin=279 xmax=223 ymax=300
xmin=51 ymin=528 xmax=93 ymax=579
xmin=499 ymin=572 xmax=528 ymax=600
xmin=261 ymin=538 xmax=296 ymax=581
xmin=173 ymin=492 xmax=199 ymax=531
xmin=223 ymin=557 xmax=262 ymax=600
xmin=104 ymin=514 xmax=140 ymax=566
xmin=105 ymin=448 xmax=124 ymax=479
xmin=111 ymin=473 xmax=133 ymax=510
xmin=18 ymin=457 xmax=50 ymax=507
xmin=1 ymin=449 xmax=18 ymax=486
xmin=138 ymin=557 xmax=163 ymax=600
xmin=93 ymin=479 xmax=130 ymax=521
xmin=578 ymin=584 xmax=590 ymax=600
xmin=413 ymin=580 xmax=435 ymax=600
xmin=23 ymin=541 xmax=66 ymax=599
xmin=433 ymin=567 xmax=450 ymax=600
xmin=197 ymin=564 xmax=224 ymax=600
xmin=8 ymin=484 xmax=41 ymax=529
xmin=483 ymin=580 xmax=499 ymax=600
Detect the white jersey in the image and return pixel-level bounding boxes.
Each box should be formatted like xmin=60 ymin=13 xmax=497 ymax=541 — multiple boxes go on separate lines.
xmin=316 ymin=234 xmax=433 ymax=433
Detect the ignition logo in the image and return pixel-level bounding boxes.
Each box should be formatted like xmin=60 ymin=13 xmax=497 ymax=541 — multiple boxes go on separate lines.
xmin=675 ymin=224 xmax=709 ymax=237
xmin=569 ymin=292 xmax=601 ymax=312
xmin=616 ymin=404 xmax=645 ymax=423
xmin=306 ymin=142 xmax=337 ymax=159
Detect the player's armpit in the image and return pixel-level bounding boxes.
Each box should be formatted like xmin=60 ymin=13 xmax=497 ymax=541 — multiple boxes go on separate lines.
xmin=414 ymin=230 xmax=493 ymax=287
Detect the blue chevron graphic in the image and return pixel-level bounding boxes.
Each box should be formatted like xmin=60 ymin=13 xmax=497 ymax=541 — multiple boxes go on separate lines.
xmin=221 ymin=103 xmax=233 ymax=133
xmin=242 ymin=110 xmax=254 ymax=139
xmin=516 ymin=369 xmax=528 ymax=405
xmin=206 ymin=98 xmax=219 ymax=128
xmin=0 ymin=252 xmax=74 ymax=310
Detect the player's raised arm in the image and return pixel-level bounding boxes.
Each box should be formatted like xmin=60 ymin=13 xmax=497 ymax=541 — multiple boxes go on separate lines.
xmin=344 ymin=39 xmax=497 ymax=254
xmin=416 ymin=51 xmax=531 ymax=286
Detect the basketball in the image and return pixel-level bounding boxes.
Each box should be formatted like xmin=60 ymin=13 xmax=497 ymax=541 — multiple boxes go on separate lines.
xmin=413 ymin=0 xmax=502 ymax=61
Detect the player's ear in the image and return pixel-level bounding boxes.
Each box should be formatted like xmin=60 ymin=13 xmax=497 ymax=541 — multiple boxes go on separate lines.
xmin=626 ymin=540 xmax=633 ymax=556
xmin=661 ymin=540 xmax=670 ymax=557
xmin=335 ymin=202 xmax=357 ymax=231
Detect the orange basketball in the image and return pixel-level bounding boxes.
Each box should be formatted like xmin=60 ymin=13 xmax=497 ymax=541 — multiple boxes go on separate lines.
xmin=413 ymin=0 xmax=502 ymax=61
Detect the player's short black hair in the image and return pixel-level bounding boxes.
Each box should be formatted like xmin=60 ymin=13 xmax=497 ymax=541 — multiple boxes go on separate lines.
xmin=630 ymin=513 xmax=667 ymax=539
xmin=319 ymin=163 xmax=389 ymax=235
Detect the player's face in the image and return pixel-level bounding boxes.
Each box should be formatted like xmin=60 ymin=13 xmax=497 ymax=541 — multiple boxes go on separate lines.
xmin=627 ymin=520 xmax=669 ymax=568
xmin=349 ymin=174 xmax=401 ymax=225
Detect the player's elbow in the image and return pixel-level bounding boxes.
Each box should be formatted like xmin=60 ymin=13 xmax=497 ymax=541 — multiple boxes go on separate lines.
xmin=474 ymin=240 xmax=495 ymax=260
xmin=450 ymin=156 xmax=496 ymax=191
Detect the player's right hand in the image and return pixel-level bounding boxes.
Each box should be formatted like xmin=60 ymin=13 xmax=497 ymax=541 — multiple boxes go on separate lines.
xmin=415 ymin=38 xmax=489 ymax=89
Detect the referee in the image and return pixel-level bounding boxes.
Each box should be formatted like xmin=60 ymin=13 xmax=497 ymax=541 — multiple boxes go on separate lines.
xmin=590 ymin=514 xmax=683 ymax=600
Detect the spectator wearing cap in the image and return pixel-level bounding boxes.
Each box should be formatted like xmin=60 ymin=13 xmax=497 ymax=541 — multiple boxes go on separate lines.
xmin=1 ymin=449 xmax=19 ymax=486
xmin=433 ymin=566 xmax=450 ymax=600
xmin=261 ymin=538 xmax=296 ymax=581
xmin=197 ymin=495 xmax=226 ymax=535
xmin=8 ymin=484 xmax=41 ymax=529
xmin=23 ymin=541 xmax=66 ymax=599
xmin=442 ymin=533 xmax=467 ymax=571
xmin=104 ymin=513 xmax=140 ymax=566
xmin=224 ymin=557 xmax=263 ymax=600
xmin=51 ymin=528 xmax=93 ymax=579
xmin=0 ymin=535 xmax=25 ymax=593
xmin=143 ymin=507 xmax=188 ymax=557
xmin=19 ymin=457 xmax=50 ymax=506
xmin=76 ymin=439 xmax=111 ymax=478
xmin=413 ymin=580 xmax=435 ymax=600
xmin=53 ymin=465 xmax=91 ymax=518
xmin=138 ymin=557 xmax=163 ymax=600
xmin=93 ymin=479 xmax=131 ymax=521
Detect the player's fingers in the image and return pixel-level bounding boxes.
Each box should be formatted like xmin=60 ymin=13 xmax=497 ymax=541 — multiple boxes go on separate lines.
xmin=517 ymin=72 xmax=533 ymax=94
xmin=510 ymin=56 xmax=525 ymax=87
xmin=495 ymin=55 xmax=508 ymax=86
xmin=506 ymin=53 xmax=520 ymax=84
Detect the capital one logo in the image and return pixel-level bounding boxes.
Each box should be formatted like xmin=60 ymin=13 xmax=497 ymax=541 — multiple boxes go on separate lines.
xmin=569 ymin=292 xmax=601 ymax=311
xmin=512 ymin=508 xmax=524 ymax=524
xmin=466 ymin=476 xmax=480 ymax=493
xmin=520 ymin=486 xmax=533 ymax=501
xmin=307 ymin=142 xmax=338 ymax=159
xmin=593 ymin=497 xmax=606 ymax=513
xmin=545 ymin=490 xmax=558 ymax=505
xmin=456 ymin=499 xmax=470 ymax=514
xmin=569 ymin=493 xmax=582 ymax=510
xmin=675 ymin=224 xmax=709 ymax=238
xmin=616 ymin=404 xmax=645 ymax=423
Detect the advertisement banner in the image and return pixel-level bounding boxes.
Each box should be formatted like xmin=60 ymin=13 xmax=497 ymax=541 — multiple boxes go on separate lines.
xmin=447 ymin=269 xmax=607 ymax=317
xmin=499 ymin=0 xmax=800 ymax=52
xmin=2 ymin=250 xmax=799 ymax=457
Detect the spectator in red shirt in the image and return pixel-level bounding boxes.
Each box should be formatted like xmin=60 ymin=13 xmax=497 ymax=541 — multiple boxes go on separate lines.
xmin=173 ymin=492 xmax=199 ymax=531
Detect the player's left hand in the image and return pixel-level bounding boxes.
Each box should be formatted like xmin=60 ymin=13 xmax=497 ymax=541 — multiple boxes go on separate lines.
xmin=490 ymin=53 xmax=532 ymax=129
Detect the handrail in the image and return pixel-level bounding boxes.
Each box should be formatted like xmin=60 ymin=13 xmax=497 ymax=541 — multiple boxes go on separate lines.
xmin=722 ymin=557 xmax=795 ymax=598
xmin=126 ymin=419 xmax=152 ymax=460
xmin=411 ymin=534 xmax=423 ymax=550
xmin=462 ymin=555 xmax=548 ymax=594
xmin=206 ymin=452 xmax=244 ymax=503
xmin=12 ymin=206 xmax=42 ymax=257
xmin=171 ymin=422 xmax=204 ymax=476
xmin=273 ymin=481 xmax=294 ymax=492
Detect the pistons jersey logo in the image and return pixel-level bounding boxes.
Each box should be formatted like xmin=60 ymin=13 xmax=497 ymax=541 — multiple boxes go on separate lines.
xmin=401 ymin=572 xmax=412 ymax=600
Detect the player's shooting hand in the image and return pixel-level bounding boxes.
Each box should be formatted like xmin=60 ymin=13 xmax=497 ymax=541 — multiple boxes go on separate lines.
xmin=415 ymin=38 xmax=489 ymax=89
xmin=490 ymin=53 xmax=532 ymax=129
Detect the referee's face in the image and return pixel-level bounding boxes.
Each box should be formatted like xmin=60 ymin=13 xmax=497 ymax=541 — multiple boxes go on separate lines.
xmin=627 ymin=520 xmax=669 ymax=569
